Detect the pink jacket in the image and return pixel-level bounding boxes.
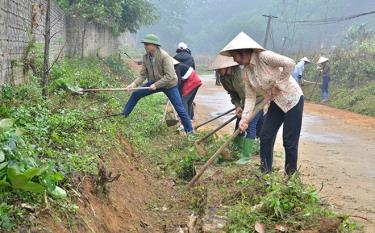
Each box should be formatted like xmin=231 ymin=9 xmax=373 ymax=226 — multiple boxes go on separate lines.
xmin=182 ymin=70 xmax=202 ymax=96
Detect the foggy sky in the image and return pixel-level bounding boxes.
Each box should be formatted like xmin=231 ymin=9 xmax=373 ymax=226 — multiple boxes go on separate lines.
xmin=139 ymin=0 xmax=375 ymax=56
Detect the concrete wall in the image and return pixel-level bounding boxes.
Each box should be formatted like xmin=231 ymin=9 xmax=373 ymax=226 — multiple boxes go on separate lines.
xmin=0 ymin=0 xmax=131 ymax=85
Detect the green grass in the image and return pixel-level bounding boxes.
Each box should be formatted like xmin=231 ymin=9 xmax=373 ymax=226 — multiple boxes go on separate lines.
xmin=303 ymin=81 xmax=375 ymax=117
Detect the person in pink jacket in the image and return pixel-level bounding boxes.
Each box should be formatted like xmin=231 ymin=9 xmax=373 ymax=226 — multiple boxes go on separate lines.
xmin=220 ymin=32 xmax=304 ymax=175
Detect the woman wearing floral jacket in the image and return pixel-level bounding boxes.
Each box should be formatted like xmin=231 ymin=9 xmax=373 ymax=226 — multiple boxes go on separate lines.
xmin=220 ymin=32 xmax=304 ymax=175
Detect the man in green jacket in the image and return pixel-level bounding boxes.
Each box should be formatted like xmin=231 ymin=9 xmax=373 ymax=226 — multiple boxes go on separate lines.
xmin=123 ymin=34 xmax=193 ymax=133
xmin=209 ymin=55 xmax=263 ymax=164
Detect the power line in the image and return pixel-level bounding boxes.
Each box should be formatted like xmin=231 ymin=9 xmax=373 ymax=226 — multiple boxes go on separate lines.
xmin=278 ymin=9 xmax=375 ymax=25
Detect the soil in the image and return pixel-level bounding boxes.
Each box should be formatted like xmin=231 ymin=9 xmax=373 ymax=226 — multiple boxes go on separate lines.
xmin=195 ymin=74 xmax=375 ymax=232
xmin=39 ymin=134 xmax=189 ymax=233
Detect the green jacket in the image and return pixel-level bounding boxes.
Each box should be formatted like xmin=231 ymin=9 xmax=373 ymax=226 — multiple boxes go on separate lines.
xmin=220 ymin=66 xmax=246 ymax=108
xmin=220 ymin=66 xmax=263 ymax=108
xmin=134 ymin=48 xmax=177 ymax=89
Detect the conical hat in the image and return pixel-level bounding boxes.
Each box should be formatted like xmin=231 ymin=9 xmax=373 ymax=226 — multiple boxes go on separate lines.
xmin=172 ymin=57 xmax=180 ymax=65
xmin=208 ymin=55 xmax=239 ymax=70
xmin=220 ymin=32 xmax=265 ymax=57
xmin=317 ymin=56 xmax=329 ymax=64
xmin=300 ymin=57 xmax=311 ymax=63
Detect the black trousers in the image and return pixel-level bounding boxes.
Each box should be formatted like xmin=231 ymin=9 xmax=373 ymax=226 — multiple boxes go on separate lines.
xmin=182 ymin=87 xmax=199 ymax=120
xmin=260 ymin=96 xmax=304 ymax=175
xmin=256 ymin=110 xmax=264 ymax=138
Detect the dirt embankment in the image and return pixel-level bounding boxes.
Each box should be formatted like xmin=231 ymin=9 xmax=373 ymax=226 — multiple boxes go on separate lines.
xmin=40 ymin=133 xmax=187 ymax=233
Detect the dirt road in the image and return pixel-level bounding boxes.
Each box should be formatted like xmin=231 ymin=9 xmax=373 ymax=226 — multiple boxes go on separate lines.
xmin=195 ymin=74 xmax=375 ymax=232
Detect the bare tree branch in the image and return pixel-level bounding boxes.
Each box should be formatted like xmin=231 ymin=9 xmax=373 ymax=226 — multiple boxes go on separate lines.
xmin=47 ymin=41 xmax=67 ymax=73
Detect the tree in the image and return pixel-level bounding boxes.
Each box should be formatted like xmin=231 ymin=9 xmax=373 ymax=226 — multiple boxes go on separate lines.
xmin=56 ymin=0 xmax=158 ymax=34
xmin=42 ymin=0 xmax=52 ymax=97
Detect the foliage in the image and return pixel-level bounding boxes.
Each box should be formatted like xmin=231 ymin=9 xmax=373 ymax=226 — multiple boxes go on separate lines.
xmin=103 ymin=56 xmax=136 ymax=79
xmin=343 ymin=24 xmax=374 ymax=47
xmin=225 ymin=171 xmax=358 ymax=232
xmin=176 ymin=152 xmax=201 ymax=180
xmin=56 ymin=0 xmax=158 ymax=34
xmin=303 ymin=29 xmax=375 ymax=116
xmin=0 ymin=117 xmax=64 ymax=193
xmin=48 ymin=56 xmax=138 ymax=93
xmin=0 ymin=56 xmax=136 ymax=230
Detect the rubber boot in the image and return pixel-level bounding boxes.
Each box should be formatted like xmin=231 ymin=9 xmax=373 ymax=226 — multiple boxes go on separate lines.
xmin=233 ymin=136 xmax=244 ymax=150
xmin=235 ymin=138 xmax=254 ymax=165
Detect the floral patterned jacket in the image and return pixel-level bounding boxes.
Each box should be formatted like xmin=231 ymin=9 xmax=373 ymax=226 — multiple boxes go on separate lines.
xmin=241 ymin=50 xmax=303 ymax=122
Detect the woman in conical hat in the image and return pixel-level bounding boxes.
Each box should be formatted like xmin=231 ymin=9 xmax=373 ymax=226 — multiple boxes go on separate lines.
xmin=220 ymin=32 xmax=304 ymax=175
xmin=292 ymin=57 xmax=311 ymax=84
xmin=209 ymin=55 xmax=263 ymax=165
xmin=209 ymin=55 xmax=238 ymax=86
xmin=317 ymin=56 xmax=330 ymax=102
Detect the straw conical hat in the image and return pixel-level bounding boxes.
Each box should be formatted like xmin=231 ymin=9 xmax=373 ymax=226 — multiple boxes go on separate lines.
xmin=172 ymin=57 xmax=180 ymax=65
xmin=317 ymin=56 xmax=329 ymax=64
xmin=220 ymin=32 xmax=265 ymax=57
xmin=208 ymin=55 xmax=239 ymax=70
xmin=300 ymin=57 xmax=311 ymax=63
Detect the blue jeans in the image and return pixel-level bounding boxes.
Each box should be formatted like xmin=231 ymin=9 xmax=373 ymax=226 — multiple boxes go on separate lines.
xmin=235 ymin=111 xmax=262 ymax=139
xmin=123 ymin=81 xmax=193 ymax=133
xmin=321 ymin=75 xmax=330 ymax=102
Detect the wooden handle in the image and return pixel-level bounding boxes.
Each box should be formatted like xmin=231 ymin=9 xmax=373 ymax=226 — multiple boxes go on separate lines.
xmin=195 ymin=115 xmax=237 ymax=145
xmin=81 ymin=87 xmax=151 ymax=92
xmin=187 ymin=100 xmax=267 ymax=188
xmin=194 ymin=107 xmax=236 ymax=130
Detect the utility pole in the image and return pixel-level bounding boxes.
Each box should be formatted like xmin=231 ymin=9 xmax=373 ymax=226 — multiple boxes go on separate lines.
xmin=262 ymin=14 xmax=278 ymax=48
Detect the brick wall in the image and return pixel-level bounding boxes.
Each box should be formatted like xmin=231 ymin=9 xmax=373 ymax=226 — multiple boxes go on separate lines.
xmin=0 ymin=0 xmax=65 ymax=84
xmin=0 ymin=0 xmax=132 ymax=85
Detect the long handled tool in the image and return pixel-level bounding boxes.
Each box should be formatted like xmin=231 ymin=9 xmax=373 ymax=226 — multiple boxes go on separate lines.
xmin=195 ymin=115 xmax=237 ymax=145
xmin=187 ymin=100 xmax=267 ymax=188
xmin=123 ymin=51 xmax=138 ymax=63
xmin=307 ymin=75 xmax=321 ymax=101
xmin=78 ymin=87 xmax=151 ymax=94
xmin=194 ymin=107 xmax=236 ymax=130
xmin=302 ymin=79 xmax=322 ymax=86
xmin=194 ymin=115 xmax=237 ymax=155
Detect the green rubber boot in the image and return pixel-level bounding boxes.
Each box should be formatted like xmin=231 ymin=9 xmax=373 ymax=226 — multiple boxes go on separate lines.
xmin=235 ymin=138 xmax=254 ymax=165
xmin=233 ymin=136 xmax=244 ymax=150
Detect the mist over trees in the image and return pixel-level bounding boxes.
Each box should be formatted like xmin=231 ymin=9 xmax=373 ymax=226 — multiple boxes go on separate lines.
xmin=138 ymin=0 xmax=375 ymax=55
